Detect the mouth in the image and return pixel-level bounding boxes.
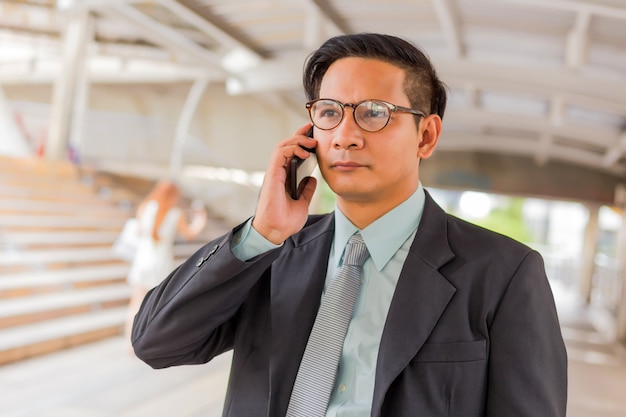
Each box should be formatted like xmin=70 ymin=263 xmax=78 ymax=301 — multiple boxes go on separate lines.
xmin=331 ymin=161 xmax=366 ymax=171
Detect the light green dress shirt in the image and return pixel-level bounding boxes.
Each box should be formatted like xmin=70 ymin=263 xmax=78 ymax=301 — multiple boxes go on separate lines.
xmin=232 ymin=184 xmax=426 ymax=416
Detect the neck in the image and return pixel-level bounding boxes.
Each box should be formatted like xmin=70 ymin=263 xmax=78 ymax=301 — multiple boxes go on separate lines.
xmin=336 ymin=183 xmax=418 ymax=229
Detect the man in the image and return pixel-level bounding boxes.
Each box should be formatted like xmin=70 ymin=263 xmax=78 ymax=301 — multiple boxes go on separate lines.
xmin=132 ymin=33 xmax=567 ymax=416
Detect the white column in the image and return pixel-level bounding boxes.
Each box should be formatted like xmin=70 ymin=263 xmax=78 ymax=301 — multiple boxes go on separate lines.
xmin=169 ymin=77 xmax=211 ymax=178
xmin=617 ymin=206 xmax=626 ymax=343
xmin=46 ymin=7 xmax=93 ymax=162
xmin=579 ymin=203 xmax=600 ymax=303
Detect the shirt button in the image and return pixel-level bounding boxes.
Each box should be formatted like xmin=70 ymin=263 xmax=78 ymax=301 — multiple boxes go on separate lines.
xmin=338 ymin=384 xmax=347 ymax=393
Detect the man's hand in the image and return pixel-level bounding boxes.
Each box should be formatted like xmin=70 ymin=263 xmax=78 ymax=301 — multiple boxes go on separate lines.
xmin=252 ymin=124 xmax=318 ymax=245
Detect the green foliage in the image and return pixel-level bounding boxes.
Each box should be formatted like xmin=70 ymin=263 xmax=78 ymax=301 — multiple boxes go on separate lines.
xmin=314 ymin=177 xmax=336 ymax=213
xmin=464 ymin=198 xmax=533 ymax=243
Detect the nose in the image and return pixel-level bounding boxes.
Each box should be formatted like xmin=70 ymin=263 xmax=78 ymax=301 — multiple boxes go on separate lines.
xmin=330 ymin=107 xmax=365 ymax=150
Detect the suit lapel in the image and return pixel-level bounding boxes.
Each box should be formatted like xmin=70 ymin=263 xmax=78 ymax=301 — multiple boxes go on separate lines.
xmin=371 ymin=193 xmax=457 ymax=416
xmin=268 ymin=214 xmax=335 ymax=416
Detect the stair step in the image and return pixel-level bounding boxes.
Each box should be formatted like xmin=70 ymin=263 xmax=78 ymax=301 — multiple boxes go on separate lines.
xmin=0 ymin=156 xmax=78 ymax=178
xmin=0 ymin=264 xmax=130 ymax=297
xmin=0 ymin=284 xmax=131 ymax=328
xmin=0 ymin=183 xmax=94 ymax=198
xmin=0 ymin=243 xmax=202 ymax=267
xmin=0 ymin=177 xmax=93 ymax=193
xmin=0 ymin=214 xmax=125 ymax=229
xmin=0 ymin=198 xmax=131 ymax=216
xmin=0 ymin=184 xmax=120 ymax=205
xmin=1 ymin=230 xmax=121 ymax=246
xmin=0 ymin=307 xmax=126 ymax=365
xmin=0 ymin=247 xmax=124 ymax=266
xmin=0 ymin=155 xmax=231 ymax=365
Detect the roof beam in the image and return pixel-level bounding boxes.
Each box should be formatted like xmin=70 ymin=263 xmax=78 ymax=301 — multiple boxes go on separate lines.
xmin=297 ymin=0 xmax=346 ymax=52
xmin=302 ymin=6 xmax=324 ymax=50
xmin=500 ymin=0 xmax=626 ymax=21
xmin=431 ymin=0 xmax=464 ymax=58
xmin=549 ymin=96 xmax=565 ymax=127
xmin=157 ymin=0 xmax=265 ymax=73
xmin=535 ymin=133 xmax=553 ymax=166
xmin=438 ymin=131 xmax=622 ymax=176
xmin=0 ymin=2 xmax=61 ymax=35
xmin=445 ymin=107 xmax=615 ymax=150
xmin=156 ymin=0 xmax=257 ymax=56
xmin=171 ymin=0 xmax=264 ymax=58
xmin=227 ymin=55 xmax=626 ymax=114
xmin=0 ymin=60 xmax=213 ymax=85
xmin=533 ymin=97 xmax=564 ymax=165
xmin=438 ymin=58 xmax=626 ymax=113
xmin=88 ymin=2 xmax=224 ymax=70
xmin=305 ymin=0 xmax=350 ymax=36
xmin=602 ymin=131 xmax=626 ymax=168
xmin=225 ymin=52 xmax=304 ymax=95
xmin=566 ymin=9 xmax=590 ymax=69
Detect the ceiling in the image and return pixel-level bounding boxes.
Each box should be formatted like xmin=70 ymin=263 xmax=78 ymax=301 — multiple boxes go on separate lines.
xmin=1 ymin=0 xmax=626 ymax=182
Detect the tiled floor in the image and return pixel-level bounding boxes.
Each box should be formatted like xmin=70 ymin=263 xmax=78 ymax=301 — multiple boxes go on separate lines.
xmin=0 ymin=284 xmax=624 ymax=417
xmin=554 ymin=283 xmax=626 ymax=417
xmin=0 ymin=337 xmax=231 ymax=417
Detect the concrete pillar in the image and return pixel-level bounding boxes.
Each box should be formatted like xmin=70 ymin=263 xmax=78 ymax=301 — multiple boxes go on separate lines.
xmin=618 ymin=274 xmax=626 ymax=344
xmin=617 ymin=207 xmax=626 ymax=343
xmin=579 ymin=203 xmax=600 ymax=304
xmin=46 ymin=7 xmax=93 ymax=162
xmin=169 ymin=77 xmax=210 ymax=178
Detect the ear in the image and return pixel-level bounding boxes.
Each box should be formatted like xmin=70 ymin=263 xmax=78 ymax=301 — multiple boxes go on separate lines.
xmin=417 ymin=114 xmax=442 ymax=159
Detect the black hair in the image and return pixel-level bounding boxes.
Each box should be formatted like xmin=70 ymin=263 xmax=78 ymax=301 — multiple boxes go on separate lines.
xmin=303 ymin=33 xmax=447 ymax=120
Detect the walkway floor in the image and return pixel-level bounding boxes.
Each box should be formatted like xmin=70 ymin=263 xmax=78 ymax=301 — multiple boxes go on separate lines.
xmin=0 ymin=338 xmax=231 ymax=417
xmin=1 ymin=283 xmax=625 ymax=417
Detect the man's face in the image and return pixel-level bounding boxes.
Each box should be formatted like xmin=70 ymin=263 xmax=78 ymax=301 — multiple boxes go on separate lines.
xmin=315 ymin=57 xmax=424 ymax=210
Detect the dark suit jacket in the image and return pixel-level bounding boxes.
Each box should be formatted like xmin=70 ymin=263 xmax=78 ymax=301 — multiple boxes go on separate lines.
xmin=132 ymin=191 xmax=567 ymax=417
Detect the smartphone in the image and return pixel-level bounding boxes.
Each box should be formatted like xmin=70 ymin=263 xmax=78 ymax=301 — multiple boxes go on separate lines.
xmin=287 ymin=127 xmax=317 ymax=199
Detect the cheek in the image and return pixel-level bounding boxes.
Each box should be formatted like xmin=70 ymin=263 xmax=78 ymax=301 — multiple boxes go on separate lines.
xmin=381 ymin=142 xmax=422 ymax=180
xmin=376 ymin=138 xmax=419 ymax=164
xmin=312 ymin=135 xmax=332 ymax=161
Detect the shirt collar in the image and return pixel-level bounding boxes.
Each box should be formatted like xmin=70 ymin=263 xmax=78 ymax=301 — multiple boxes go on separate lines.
xmin=333 ymin=183 xmax=426 ymax=271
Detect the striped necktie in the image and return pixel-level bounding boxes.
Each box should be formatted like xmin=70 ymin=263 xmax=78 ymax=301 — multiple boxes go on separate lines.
xmin=286 ymin=233 xmax=369 ymax=417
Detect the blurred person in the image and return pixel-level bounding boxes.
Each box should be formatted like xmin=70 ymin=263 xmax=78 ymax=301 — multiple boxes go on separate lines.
xmin=132 ymin=33 xmax=567 ymax=416
xmin=124 ymin=180 xmax=207 ymax=343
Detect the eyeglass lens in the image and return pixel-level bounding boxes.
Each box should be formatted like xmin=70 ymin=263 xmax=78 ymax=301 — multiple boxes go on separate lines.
xmin=309 ymin=99 xmax=392 ymax=132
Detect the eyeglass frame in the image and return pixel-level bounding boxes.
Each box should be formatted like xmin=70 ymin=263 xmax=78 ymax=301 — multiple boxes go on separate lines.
xmin=305 ymin=98 xmax=427 ymax=132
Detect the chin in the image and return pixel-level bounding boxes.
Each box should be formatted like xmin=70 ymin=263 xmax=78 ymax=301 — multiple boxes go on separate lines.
xmin=325 ymin=173 xmax=378 ymax=200
xmin=331 ymin=184 xmax=374 ymax=202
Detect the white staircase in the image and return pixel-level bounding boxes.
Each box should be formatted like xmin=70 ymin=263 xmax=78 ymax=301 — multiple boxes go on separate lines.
xmin=0 ymin=156 xmax=229 ymax=365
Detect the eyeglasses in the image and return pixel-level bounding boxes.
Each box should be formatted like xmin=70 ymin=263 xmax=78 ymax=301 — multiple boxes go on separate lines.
xmin=306 ymin=98 xmax=426 ymax=132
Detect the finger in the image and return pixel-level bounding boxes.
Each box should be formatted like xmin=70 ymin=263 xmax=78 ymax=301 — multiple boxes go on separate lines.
xmin=299 ymin=177 xmax=318 ymax=202
xmin=295 ymin=123 xmax=314 ymax=135
xmin=278 ymin=142 xmax=313 ymax=163
xmin=295 ymin=124 xmax=317 ymax=148
xmin=273 ymin=126 xmax=316 ymax=168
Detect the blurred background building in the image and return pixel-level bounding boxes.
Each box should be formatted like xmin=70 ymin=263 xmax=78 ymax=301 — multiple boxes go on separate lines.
xmin=1 ymin=1 xmax=626 ymax=416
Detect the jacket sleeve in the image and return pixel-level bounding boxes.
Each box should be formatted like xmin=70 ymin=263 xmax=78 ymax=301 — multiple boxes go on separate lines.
xmin=131 ymin=227 xmax=281 ymax=369
xmin=486 ymin=250 xmax=568 ymax=416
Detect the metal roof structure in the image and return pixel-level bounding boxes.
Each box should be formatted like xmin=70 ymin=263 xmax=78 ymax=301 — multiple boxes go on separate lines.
xmin=1 ymin=0 xmax=626 ymax=183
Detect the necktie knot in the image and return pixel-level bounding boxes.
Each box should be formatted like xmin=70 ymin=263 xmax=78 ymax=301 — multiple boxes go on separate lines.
xmin=343 ymin=233 xmax=369 ymax=267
